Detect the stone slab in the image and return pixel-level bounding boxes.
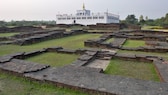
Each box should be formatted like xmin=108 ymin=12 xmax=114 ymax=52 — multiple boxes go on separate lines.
xmin=115 ymin=53 xmax=136 ymax=59
xmin=86 ymin=59 xmax=110 ymax=70
xmin=25 ymin=65 xmax=168 ymax=95
xmin=78 ymin=54 xmax=93 ymax=61
xmin=0 ymin=56 xmax=13 ymax=63
xmin=0 ymin=59 xmax=50 ymax=74
xmin=46 ymin=46 xmax=63 ymax=52
xmin=71 ymin=60 xmax=88 ymax=66
xmin=24 ymin=50 xmax=41 ymax=58
xmin=8 ymin=52 xmax=25 ymax=58
xmin=84 ymin=51 xmax=98 ymax=56
xmin=153 ymin=60 xmax=168 ymax=82
xmin=57 ymin=49 xmax=76 ymax=54
xmin=112 ymin=38 xmax=126 ymax=46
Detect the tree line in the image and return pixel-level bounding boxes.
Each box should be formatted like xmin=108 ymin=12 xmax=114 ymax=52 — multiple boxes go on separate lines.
xmin=1 ymin=13 xmax=168 ymax=27
xmin=121 ymin=13 xmax=168 ymax=27
xmin=0 ymin=20 xmax=56 ymax=27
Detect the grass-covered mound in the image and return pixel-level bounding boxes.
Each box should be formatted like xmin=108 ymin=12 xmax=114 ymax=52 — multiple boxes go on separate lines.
xmin=25 ymin=52 xmax=79 ymax=67
xmin=104 ymin=58 xmax=160 ymax=81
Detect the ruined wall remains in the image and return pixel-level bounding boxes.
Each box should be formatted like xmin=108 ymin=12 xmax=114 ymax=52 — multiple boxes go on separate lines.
xmin=0 ymin=26 xmax=43 ymax=33
xmin=87 ymin=23 xmax=120 ymax=31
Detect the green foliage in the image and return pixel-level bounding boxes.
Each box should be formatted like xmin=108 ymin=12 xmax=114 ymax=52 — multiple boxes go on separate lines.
xmin=145 ymin=16 xmax=148 ymax=20
xmin=125 ymin=14 xmax=138 ymax=25
xmin=143 ymin=13 xmax=168 ymax=26
xmin=139 ymin=15 xmax=146 ymax=25
xmin=25 ymin=52 xmax=79 ymax=67
xmin=122 ymin=13 xmax=168 ymax=27
xmin=0 ymin=20 xmax=56 ymax=27
xmin=145 ymin=19 xmax=156 ymax=26
xmin=104 ymin=58 xmax=160 ymax=81
xmin=0 ymin=21 xmax=7 ymax=27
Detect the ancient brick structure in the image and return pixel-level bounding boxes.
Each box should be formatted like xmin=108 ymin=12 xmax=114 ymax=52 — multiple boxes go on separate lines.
xmin=87 ymin=23 xmax=120 ymax=31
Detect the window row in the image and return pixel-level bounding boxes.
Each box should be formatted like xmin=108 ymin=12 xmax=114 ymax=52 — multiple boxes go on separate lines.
xmin=58 ymin=16 xmax=104 ymax=20
xmin=107 ymin=16 xmax=119 ymax=20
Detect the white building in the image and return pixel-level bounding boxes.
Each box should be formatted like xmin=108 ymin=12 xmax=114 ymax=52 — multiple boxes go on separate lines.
xmin=56 ymin=4 xmax=119 ymax=25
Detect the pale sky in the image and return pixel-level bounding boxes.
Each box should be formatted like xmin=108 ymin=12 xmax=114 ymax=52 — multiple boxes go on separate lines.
xmin=0 ymin=0 xmax=168 ymax=21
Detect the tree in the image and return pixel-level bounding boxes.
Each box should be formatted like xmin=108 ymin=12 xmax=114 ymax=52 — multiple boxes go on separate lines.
xmin=125 ymin=14 xmax=138 ymax=24
xmin=164 ymin=13 xmax=168 ymax=25
xmin=139 ymin=15 xmax=144 ymax=21
xmin=145 ymin=16 xmax=148 ymax=21
xmin=139 ymin=15 xmax=145 ymax=25
xmin=0 ymin=21 xmax=7 ymax=27
xmin=145 ymin=19 xmax=156 ymax=26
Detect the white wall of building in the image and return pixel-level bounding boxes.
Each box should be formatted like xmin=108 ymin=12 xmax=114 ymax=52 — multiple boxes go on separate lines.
xmin=56 ymin=16 xmax=108 ymax=25
xmin=56 ymin=8 xmax=119 ymax=25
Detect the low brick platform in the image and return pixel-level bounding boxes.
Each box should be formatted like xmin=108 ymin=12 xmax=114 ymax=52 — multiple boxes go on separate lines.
xmin=0 ymin=47 xmax=168 ymax=95
xmin=25 ymin=65 xmax=168 ymax=95
xmin=0 ymin=59 xmax=50 ymax=74
xmin=153 ymin=60 xmax=168 ymax=82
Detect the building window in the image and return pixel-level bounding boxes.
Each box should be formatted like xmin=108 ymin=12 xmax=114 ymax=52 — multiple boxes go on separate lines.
xmin=99 ymin=16 xmax=104 ymax=19
xmin=82 ymin=17 xmax=86 ymax=19
xmin=58 ymin=18 xmax=62 ymax=20
xmin=72 ymin=17 xmax=75 ymax=19
xmin=87 ymin=17 xmax=92 ymax=19
xmin=93 ymin=17 xmax=98 ymax=19
xmin=67 ymin=17 xmax=71 ymax=20
xmin=77 ymin=17 xmax=81 ymax=19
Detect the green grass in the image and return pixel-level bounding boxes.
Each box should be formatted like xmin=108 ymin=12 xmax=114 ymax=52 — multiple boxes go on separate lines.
xmin=105 ymin=38 xmax=114 ymax=43
xmin=0 ymin=71 xmax=89 ymax=95
xmin=0 ymin=34 xmax=101 ymax=56
xmin=153 ymin=29 xmax=168 ymax=32
xmin=0 ymin=34 xmax=101 ymax=95
xmin=142 ymin=26 xmax=168 ymax=32
xmin=123 ymin=40 xmax=146 ymax=48
xmin=25 ymin=52 xmax=79 ymax=67
xmin=104 ymin=58 xmax=160 ymax=81
xmin=0 ymin=33 xmax=19 ymax=37
xmin=141 ymin=26 xmax=163 ymax=30
xmin=118 ymin=50 xmax=168 ymax=60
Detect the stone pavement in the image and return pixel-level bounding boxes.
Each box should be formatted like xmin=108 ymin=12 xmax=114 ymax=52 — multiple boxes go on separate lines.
xmin=86 ymin=59 xmax=110 ymax=70
xmin=25 ymin=65 xmax=168 ymax=95
xmin=0 ymin=59 xmax=50 ymax=74
xmin=0 ymin=48 xmax=168 ymax=95
xmin=153 ymin=60 xmax=168 ymax=82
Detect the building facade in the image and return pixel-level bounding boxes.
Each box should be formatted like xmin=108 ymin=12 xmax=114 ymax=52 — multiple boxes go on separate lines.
xmin=56 ymin=4 xmax=119 ymax=25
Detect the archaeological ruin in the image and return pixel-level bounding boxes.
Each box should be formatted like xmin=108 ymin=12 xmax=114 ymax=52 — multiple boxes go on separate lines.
xmin=0 ymin=25 xmax=168 ymax=95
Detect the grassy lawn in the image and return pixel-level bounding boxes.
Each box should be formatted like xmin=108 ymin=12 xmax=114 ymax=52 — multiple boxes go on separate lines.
xmin=0 ymin=34 xmax=101 ymax=56
xmin=0 ymin=34 xmax=101 ymax=95
xmin=104 ymin=58 xmax=160 ymax=81
xmin=153 ymin=29 xmax=168 ymax=32
xmin=0 ymin=33 xmax=19 ymax=37
xmin=105 ymin=38 xmax=114 ymax=43
xmin=0 ymin=71 xmax=89 ymax=95
xmin=118 ymin=50 xmax=168 ymax=60
xmin=123 ymin=40 xmax=146 ymax=48
xmin=25 ymin=52 xmax=79 ymax=67
xmin=141 ymin=26 xmax=168 ymax=32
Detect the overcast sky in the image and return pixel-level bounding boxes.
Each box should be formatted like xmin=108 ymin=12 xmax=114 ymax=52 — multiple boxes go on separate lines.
xmin=0 ymin=0 xmax=168 ymax=21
